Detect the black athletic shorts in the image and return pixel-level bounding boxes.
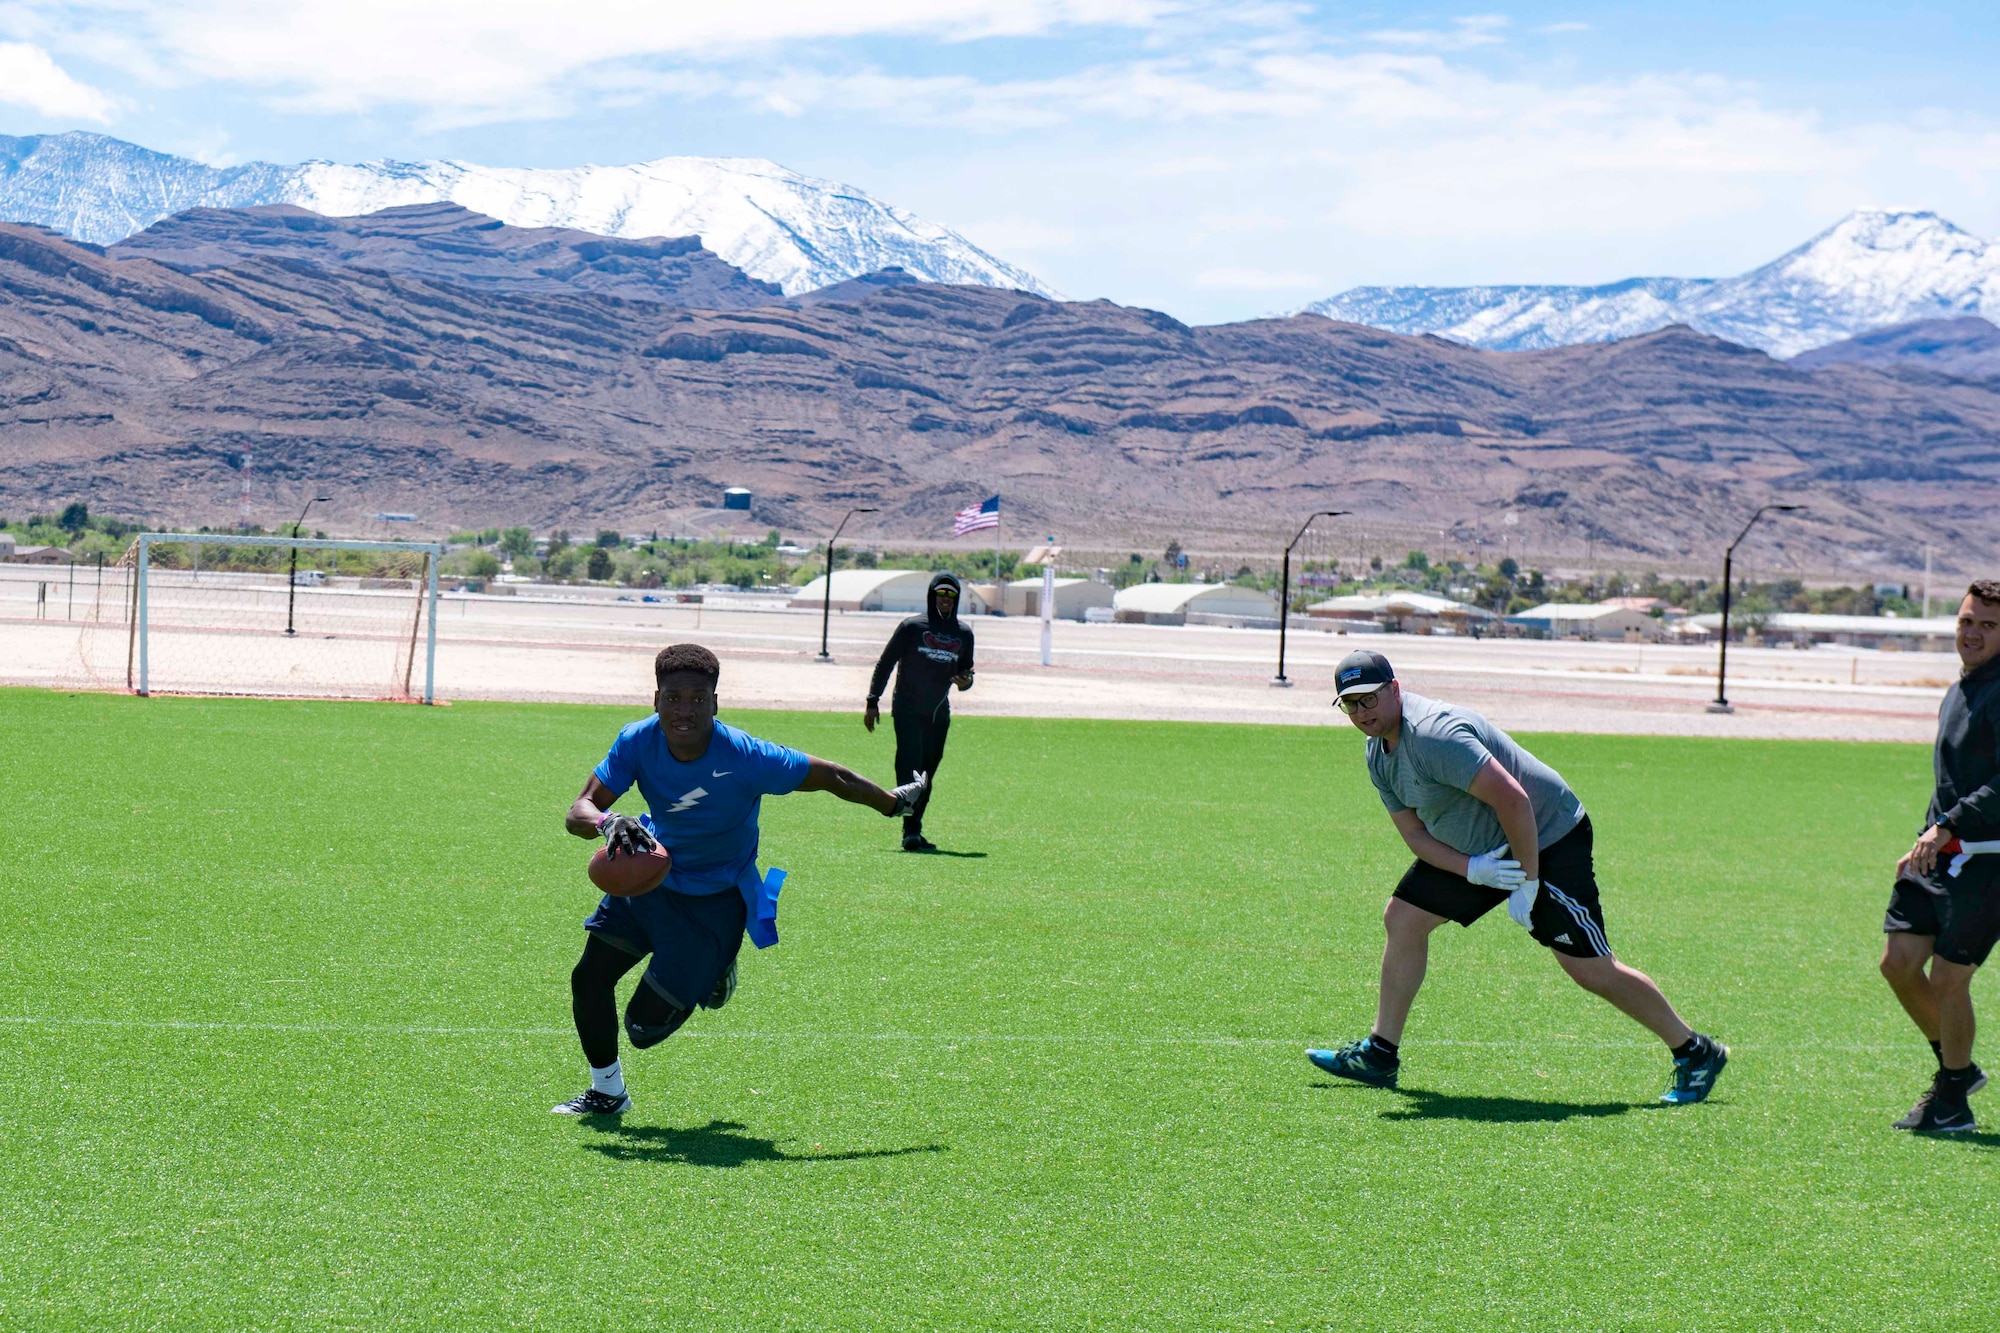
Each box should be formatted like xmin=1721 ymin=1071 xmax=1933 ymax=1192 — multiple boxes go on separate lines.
xmin=583 ymin=884 xmax=747 ymax=1010
xmin=1886 ymin=856 xmax=2000 ymax=967
xmin=1392 ymin=815 xmax=1611 ymax=959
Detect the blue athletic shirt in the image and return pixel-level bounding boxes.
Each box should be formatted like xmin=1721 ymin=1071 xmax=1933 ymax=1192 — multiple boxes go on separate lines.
xmin=593 ymin=718 xmax=810 ymax=901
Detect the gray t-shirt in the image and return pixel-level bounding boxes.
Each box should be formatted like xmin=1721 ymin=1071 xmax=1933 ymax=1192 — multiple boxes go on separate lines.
xmin=1366 ymin=692 xmax=1584 ymax=855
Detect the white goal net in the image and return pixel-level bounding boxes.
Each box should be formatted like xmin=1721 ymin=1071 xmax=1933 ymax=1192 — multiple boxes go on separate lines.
xmin=36 ymin=534 xmax=443 ymax=702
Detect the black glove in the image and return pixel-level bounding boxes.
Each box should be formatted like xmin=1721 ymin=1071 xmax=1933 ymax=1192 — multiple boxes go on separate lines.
xmin=887 ymin=771 xmax=930 ymax=818
xmin=597 ymin=812 xmax=657 ymax=858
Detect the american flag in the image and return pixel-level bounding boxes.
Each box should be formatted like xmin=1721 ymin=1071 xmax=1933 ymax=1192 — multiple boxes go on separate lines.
xmin=952 ymin=494 xmax=1000 ymax=535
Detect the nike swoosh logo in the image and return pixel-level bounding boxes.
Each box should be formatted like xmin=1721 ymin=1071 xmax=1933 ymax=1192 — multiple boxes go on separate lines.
xmin=711 ymin=770 xmax=732 ymax=777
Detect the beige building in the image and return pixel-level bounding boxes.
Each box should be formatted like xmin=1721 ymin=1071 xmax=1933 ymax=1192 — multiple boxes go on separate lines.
xmin=1307 ymin=591 xmax=1497 ymax=635
xmin=1111 ymin=582 xmax=1280 ymax=626
xmin=1508 ymin=602 xmax=1658 ymax=641
xmin=789 ymin=570 xmax=992 ymax=615
xmin=1003 ymin=577 xmax=1115 ymax=620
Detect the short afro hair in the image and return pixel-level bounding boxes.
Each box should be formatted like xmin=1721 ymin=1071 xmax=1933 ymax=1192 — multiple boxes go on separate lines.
xmin=654 ymin=643 xmax=720 ymax=686
xmin=1968 ymin=580 xmax=2000 ymax=608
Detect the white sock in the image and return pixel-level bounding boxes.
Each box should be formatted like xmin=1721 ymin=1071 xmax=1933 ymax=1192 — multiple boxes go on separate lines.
xmin=590 ymin=1061 xmax=626 ymax=1098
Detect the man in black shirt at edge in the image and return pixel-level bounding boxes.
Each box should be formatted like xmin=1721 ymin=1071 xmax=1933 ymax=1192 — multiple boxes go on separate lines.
xmin=1882 ymin=581 xmax=2000 ymax=1132
xmin=867 ymin=572 xmax=975 ymax=851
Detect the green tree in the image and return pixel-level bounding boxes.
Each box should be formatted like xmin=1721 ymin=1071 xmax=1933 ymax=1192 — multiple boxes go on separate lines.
xmin=58 ymin=502 xmax=88 ymax=532
xmin=500 ymin=527 xmax=534 ymax=559
xmin=1405 ymin=550 xmax=1429 ymax=571
xmin=466 ymin=551 xmax=501 ymax=579
xmin=595 ymin=529 xmax=622 ymax=549
xmin=586 ymin=546 xmax=614 ymax=580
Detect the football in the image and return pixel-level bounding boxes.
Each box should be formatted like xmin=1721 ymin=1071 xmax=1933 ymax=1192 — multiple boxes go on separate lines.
xmin=588 ymin=842 xmax=672 ymax=897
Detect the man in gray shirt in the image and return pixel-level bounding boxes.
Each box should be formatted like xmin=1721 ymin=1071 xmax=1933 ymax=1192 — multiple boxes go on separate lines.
xmin=1307 ymin=649 xmax=1728 ymax=1103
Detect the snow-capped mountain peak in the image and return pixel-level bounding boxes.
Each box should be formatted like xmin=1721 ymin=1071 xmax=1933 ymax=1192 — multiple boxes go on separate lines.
xmin=0 ymin=132 xmax=1057 ymax=299
xmin=1304 ymin=208 xmax=2000 ymax=357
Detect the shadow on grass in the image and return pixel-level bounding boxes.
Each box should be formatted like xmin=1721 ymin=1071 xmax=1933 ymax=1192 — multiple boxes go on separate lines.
xmin=1907 ymin=1129 xmax=2000 ymax=1149
xmin=1311 ymin=1083 xmax=1658 ymax=1123
xmin=897 ymin=848 xmax=988 ymax=859
xmin=579 ymin=1118 xmax=947 ymax=1168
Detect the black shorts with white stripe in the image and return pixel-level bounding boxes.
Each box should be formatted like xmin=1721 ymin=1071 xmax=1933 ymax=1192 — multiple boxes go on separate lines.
xmin=1391 ymin=815 xmax=1612 ymax=959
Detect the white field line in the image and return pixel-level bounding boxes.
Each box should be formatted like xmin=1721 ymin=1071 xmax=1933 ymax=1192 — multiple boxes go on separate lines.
xmin=0 ymin=1014 xmax=1681 ymax=1049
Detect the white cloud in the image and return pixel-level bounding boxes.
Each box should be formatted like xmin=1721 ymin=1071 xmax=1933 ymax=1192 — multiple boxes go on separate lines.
xmin=1192 ymin=266 xmax=1321 ymax=290
xmin=33 ymin=0 xmax=1183 ymax=118
xmin=0 ymin=41 xmax=116 ymax=120
xmin=1363 ymin=15 xmax=1508 ymax=51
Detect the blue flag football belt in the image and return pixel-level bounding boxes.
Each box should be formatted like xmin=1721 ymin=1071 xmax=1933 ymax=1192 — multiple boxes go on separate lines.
xmin=747 ymin=868 xmax=786 ymax=949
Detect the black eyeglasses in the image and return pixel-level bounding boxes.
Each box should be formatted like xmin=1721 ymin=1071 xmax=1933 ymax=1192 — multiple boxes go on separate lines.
xmin=1335 ymin=687 xmax=1386 ymax=714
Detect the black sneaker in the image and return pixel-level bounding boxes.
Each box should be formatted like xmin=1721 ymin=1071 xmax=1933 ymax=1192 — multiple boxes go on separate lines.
xmin=1306 ymin=1038 xmax=1400 ymax=1088
xmin=551 ymin=1088 xmax=631 ymax=1116
xmin=703 ymin=959 xmax=737 ymax=1010
xmin=902 ymin=834 xmax=937 ymax=852
xmin=1970 ymin=1061 xmax=1989 ymax=1097
xmin=1894 ymin=1075 xmax=1976 ymax=1133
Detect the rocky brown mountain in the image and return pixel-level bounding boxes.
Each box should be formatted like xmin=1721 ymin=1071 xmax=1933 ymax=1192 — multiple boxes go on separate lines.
xmin=3 ymin=203 xmax=1999 ymax=573
xmin=110 ymin=202 xmax=784 ymax=307
xmin=1791 ymin=317 xmax=2000 ymax=379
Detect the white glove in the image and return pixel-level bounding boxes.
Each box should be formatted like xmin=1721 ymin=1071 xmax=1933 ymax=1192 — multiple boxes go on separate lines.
xmin=1466 ymin=847 xmax=1525 ymax=890
xmin=1507 ymin=879 xmax=1539 ymax=929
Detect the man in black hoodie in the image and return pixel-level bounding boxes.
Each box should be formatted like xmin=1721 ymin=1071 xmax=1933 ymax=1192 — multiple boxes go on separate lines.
xmin=1882 ymin=580 xmax=2000 ymax=1132
xmin=866 ymin=572 xmax=976 ymax=851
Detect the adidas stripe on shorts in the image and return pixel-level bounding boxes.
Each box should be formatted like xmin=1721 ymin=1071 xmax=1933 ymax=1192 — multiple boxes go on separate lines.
xmin=1391 ymin=815 xmax=1611 ymax=959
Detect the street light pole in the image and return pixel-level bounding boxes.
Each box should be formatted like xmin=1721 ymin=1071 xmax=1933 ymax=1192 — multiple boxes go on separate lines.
xmin=1708 ymin=503 xmax=1802 ymax=713
xmin=817 ymin=506 xmax=878 ymax=661
xmin=284 ymin=495 xmax=332 ymax=637
xmin=1274 ymin=510 xmax=1349 ymax=686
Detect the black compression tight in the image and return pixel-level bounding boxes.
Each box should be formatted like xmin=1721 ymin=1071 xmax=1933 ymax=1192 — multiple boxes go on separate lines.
xmin=570 ymin=934 xmax=691 ymax=1067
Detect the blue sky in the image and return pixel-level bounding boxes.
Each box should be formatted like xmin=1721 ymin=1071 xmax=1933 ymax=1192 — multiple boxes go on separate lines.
xmin=3 ymin=2 xmax=1997 ymax=323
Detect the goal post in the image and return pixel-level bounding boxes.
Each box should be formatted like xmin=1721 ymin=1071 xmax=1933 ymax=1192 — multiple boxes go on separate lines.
xmin=129 ymin=533 xmax=443 ymax=702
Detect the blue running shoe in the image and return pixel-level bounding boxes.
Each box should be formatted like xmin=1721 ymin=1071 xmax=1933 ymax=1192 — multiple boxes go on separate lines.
xmin=1307 ymin=1038 xmax=1399 ymax=1088
xmin=1660 ymin=1035 xmax=1728 ymax=1104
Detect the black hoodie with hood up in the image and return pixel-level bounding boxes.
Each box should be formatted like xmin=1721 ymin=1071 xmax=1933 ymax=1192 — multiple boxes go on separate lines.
xmin=868 ymin=572 xmax=976 ymax=720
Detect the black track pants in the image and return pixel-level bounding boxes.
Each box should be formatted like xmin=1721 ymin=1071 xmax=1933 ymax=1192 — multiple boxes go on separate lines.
xmin=892 ymin=707 xmax=950 ymax=836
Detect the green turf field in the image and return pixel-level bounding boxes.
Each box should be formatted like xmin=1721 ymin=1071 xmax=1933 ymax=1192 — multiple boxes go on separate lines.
xmin=2 ymin=688 xmax=1995 ymax=1330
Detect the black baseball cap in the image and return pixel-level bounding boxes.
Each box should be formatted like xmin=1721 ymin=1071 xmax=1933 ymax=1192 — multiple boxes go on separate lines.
xmin=1334 ymin=649 xmax=1395 ymax=698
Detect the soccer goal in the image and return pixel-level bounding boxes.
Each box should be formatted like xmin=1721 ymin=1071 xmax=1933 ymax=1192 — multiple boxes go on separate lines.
xmin=113 ymin=534 xmax=445 ymax=702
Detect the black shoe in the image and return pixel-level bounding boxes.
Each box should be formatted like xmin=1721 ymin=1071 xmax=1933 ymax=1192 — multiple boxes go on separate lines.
xmin=1661 ymin=1035 xmax=1729 ymax=1104
xmin=1894 ymin=1075 xmax=1975 ymax=1133
xmin=1306 ymin=1037 xmax=1400 ymax=1088
xmin=1970 ymin=1061 xmax=1989 ymax=1097
xmin=902 ymin=834 xmax=937 ymax=852
xmin=703 ymin=959 xmax=737 ymax=1010
xmin=551 ymin=1088 xmax=631 ymax=1116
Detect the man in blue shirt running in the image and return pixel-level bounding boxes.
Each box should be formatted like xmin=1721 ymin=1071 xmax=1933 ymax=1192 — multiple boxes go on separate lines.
xmin=552 ymin=643 xmax=927 ymax=1115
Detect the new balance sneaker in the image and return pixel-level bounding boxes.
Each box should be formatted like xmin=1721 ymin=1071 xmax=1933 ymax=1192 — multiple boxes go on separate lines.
xmin=550 ymin=1088 xmax=631 ymax=1116
xmin=902 ymin=834 xmax=938 ymax=853
xmin=1307 ymin=1038 xmax=1400 ymax=1088
xmin=704 ymin=959 xmax=738 ymax=1010
xmin=1660 ymin=1036 xmax=1729 ymax=1104
xmin=1894 ymin=1076 xmax=1976 ymax=1133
